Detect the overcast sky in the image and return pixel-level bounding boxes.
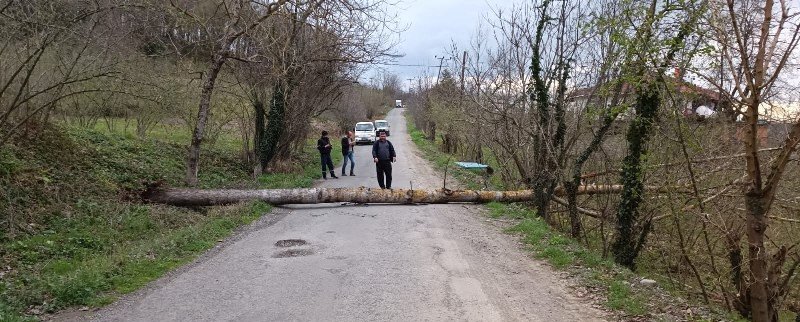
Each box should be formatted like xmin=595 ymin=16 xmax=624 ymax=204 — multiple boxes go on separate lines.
xmin=365 ymin=0 xmax=511 ymax=90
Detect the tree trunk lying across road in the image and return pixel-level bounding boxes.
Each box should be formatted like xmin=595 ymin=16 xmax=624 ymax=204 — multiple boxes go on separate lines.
xmin=144 ymin=185 xmax=680 ymax=207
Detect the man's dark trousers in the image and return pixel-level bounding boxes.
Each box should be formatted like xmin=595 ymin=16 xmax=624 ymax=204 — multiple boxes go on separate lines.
xmin=376 ymin=160 xmax=392 ymax=189
xmin=321 ymin=154 xmax=334 ymax=176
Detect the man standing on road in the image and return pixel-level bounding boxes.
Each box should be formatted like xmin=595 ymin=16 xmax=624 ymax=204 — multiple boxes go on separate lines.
xmin=317 ymin=131 xmax=338 ymax=179
xmin=372 ymin=130 xmax=396 ymax=189
xmin=341 ymin=131 xmax=355 ymax=176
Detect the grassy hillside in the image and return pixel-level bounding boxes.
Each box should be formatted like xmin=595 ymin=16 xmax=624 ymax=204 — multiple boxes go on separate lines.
xmin=0 ymin=125 xmax=335 ymax=321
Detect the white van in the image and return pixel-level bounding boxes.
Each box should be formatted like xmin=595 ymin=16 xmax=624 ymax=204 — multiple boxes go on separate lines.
xmin=354 ymin=121 xmax=376 ymax=144
xmin=374 ymin=119 xmax=390 ymax=136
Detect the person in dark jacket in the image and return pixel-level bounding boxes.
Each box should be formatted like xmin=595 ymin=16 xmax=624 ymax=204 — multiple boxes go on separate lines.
xmin=371 ymin=130 xmax=396 ymax=189
xmin=341 ymin=131 xmax=355 ymax=176
xmin=317 ymin=131 xmax=338 ymax=179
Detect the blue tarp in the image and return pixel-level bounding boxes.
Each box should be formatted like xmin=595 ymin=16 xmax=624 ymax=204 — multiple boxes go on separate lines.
xmin=454 ymin=162 xmax=489 ymax=169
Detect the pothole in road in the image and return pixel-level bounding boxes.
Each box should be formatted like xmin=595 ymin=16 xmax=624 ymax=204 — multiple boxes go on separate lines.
xmin=272 ymin=249 xmax=315 ymax=258
xmin=275 ymin=239 xmax=307 ymax=247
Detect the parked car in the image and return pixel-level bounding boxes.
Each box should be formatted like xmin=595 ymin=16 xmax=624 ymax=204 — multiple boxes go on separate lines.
xmin=374 ymin=119 xmax=390 ymax=136
xmin=354 ymin=121 xmax=376 ymax=144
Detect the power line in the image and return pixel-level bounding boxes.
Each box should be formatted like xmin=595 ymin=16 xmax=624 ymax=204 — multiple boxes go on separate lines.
xmin=434 ymin=55 xmax=455 ymax=84
xmin=369 ymin=62 xmax=441 ymax=67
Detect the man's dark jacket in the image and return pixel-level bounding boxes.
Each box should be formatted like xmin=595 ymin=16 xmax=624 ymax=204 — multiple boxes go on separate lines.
xmin=341 ymin=136 xmax=352 ymax=155
xmin=372 ymin=140 xmax=396 ymax=161
xmin=317 ymin=136 xmax=332 ymax=155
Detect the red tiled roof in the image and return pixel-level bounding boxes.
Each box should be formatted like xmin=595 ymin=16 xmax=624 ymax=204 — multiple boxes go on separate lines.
xmin=568 ymin=77 xmax=719 ymax=102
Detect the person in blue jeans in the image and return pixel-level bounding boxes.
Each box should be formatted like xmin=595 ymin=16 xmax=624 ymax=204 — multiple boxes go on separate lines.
xmin=372 ymin=130 xmax=396 ymax=189
xmin=317 ymin=131 xmax=338 ymax=179
xmin=341 ymin=131 xmax=355 ymax=176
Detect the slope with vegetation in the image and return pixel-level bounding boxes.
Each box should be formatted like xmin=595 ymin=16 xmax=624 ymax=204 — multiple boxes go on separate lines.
xmin=0 ymin=123 xmax=344 ymax=321
xmin=407 ymin=115 xmax=746 ymax=321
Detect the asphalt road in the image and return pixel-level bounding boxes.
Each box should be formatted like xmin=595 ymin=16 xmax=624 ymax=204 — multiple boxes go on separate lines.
xmin=72 ymin=109 xmax=606 ymax=322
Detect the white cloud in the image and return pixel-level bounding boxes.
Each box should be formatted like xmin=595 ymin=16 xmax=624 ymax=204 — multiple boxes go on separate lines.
xmin=365 ymin=0 xmax=513 ymax=88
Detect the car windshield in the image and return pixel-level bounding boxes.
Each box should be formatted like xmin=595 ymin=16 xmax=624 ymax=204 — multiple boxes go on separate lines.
xmin=375 ymin=121 xmax=388 ymax=127
xmin=355 ymin=124 xmax=374 ymax=131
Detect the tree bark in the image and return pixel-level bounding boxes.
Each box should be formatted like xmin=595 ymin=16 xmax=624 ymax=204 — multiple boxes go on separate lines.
xmin=613 ymin=83 xmax=660 ymax=271
xmin=186 ymin=54 xmax=226 ymax=186
xmin=567 ymin=111 xmax=619 ymax=238
xmin=609 ymin=0 xmax=698 ymax=271
xmin=253 ymin=93 xmax=266 ymax=172
xmin=745 ymin=192 xmax=772 ymax=321
xmin=144 ymin=185 xmax=679 ymax=207
xmin=260 ymin=82 xmax=287 ymax=170
xmin=529 ymin=0 xmax=557 ymax=221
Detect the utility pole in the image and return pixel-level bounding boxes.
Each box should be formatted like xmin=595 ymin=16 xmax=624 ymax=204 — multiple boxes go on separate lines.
xmin=434 ymin=55 xmax=452 ymax=85
xmin=458 ymin=51 xmax=467 ymax=96
xmin=457 ymin=50 xmax=480 ymax=162
xmin=719 ymin=45 xmax=726 ymax=120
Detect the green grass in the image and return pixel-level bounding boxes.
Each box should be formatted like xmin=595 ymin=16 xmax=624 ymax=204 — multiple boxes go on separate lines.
xmin=85 ymin=118 xmax=242 ymax=151
xmin=0 ymin=124 xmax=326 ymax=321
xmin=257 ymin=140 xmax=342 ymax=189
xmin=486 ymin=202 xmax=530 ymax=219
xmin=2 ymin=201 xmax=269 ymax=314
xmin=606 ymin=280 xmax=647 ymax=315
xmin=406 ymin=121 xmax=488 ymax=190
xmin=486 ymin=198 xmax=752 ymax=319
xmin=501 ymin=208 xmax=649 ymax=317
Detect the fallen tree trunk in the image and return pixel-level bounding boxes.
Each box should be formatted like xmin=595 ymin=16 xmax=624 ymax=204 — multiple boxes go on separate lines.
xmin=144 ymin=185 xmax=683 ymax=207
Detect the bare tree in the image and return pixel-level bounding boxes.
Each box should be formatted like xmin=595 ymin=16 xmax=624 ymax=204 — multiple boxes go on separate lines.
xmin=167 ymin=0 xmax=288 ymax=186
xmin=380 ymin=71 xmax=402 ymax=99
xmin=0 ymin=0 xmax=121 ymax=146
xmin=177 ymin=0 xmax=398 ymax=179
xmin=701 ymin=0 xmax=800 ymax=320
xmin=403 ymin=0 xmax=800 ymax=318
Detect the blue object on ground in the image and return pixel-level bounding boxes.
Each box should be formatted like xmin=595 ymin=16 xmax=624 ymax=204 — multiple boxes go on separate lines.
xmin=454 ymin=162 xmax=489 ymax=169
